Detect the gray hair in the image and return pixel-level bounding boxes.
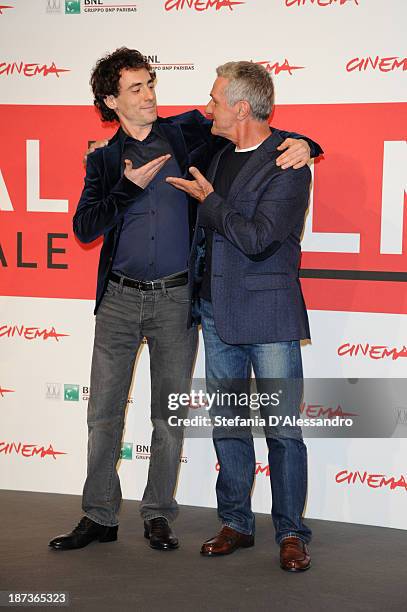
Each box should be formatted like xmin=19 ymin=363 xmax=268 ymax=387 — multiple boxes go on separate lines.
xmin=216 ymin=61 xmax=274 ymax=122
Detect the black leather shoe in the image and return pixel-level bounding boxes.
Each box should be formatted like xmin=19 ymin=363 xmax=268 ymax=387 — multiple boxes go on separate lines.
xmin=144 ymin=517 xmax=179 ymax=550
xmin=49 ymin=516 xmax=118 ymax=550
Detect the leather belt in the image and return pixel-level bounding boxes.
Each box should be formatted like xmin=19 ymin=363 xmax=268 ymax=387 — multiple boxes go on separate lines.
xmin=109 ymin=271 xmax=188 ymax=291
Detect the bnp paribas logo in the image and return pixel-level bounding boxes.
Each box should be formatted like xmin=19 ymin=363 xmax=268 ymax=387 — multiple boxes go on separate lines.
xmin=64 ymin=384 xmax=80 ymax=401
xmin=65 ymin=0 xmax=80 ymax=13
xmin=120 ymin=443 xmax=133 ymax=460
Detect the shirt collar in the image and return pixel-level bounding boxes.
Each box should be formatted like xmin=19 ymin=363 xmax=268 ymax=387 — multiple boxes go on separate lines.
xmin=118 ymin=121 xmax=161 ymax=146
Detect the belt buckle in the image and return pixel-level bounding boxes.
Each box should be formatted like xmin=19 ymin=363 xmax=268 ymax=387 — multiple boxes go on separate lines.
xmin=144 ymin=280 xmax=155 ymax=291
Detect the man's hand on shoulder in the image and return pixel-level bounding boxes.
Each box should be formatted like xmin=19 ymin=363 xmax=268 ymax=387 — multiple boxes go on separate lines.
xmin=83 ymin=139 xmax=109 ymax=166
xmin=124 ymin=155 xmax=171 ymax=189
xmin=276 ymin=138 xmax=310 ymax=170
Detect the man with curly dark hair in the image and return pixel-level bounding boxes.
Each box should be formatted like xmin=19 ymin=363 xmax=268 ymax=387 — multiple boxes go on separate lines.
xmin=48 ymin=47 xmax=322 ymax=553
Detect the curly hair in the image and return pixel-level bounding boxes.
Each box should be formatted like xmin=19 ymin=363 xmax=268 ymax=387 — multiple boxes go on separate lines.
xmin=90 ymin=47 xmax=156 ymax=122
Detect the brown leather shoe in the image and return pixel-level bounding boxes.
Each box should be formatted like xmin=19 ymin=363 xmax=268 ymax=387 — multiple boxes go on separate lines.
xmin=200 ymin=526 xmax=254 ymax=556
xmin=280 ymin=536 xmax=311 ymax=572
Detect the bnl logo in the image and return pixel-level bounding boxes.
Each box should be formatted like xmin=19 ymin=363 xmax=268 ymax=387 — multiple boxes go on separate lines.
xmin=120 ymin=443 xmax=133 ymax=460
xmin=65 ymin=0 xmax=80 ymax=13
xmin=64 ymin=384 xmax=79 ymax=401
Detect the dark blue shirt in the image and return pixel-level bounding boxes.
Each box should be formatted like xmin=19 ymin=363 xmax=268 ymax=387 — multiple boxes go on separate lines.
xmin=112 ymin=124 xmax=190 ymax=280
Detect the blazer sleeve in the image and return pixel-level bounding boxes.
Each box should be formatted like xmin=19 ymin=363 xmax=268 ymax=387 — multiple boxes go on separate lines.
xmin=197 ymin=164 xmax=311 ymax=260
xmin=72 ymin=153 xmax=143 ymax=244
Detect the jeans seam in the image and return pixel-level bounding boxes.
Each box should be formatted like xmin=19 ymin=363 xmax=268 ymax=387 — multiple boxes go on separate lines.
xmin=139 ymin=292 xmax=144 ymax=325
xmin=223 ymin=521 xmax=254 ymax=536
xmin=105 ymin=425 xmax=120 ymax=506
xmin=143 ymin=513 xmax=169 ymax=522
xmin=84 ymin=512 xmax=118 ymax=528
xmin=104 ymin=413 xmax=125 ymax=521
xmin=278 ymin=532 xmax=308 ymax=545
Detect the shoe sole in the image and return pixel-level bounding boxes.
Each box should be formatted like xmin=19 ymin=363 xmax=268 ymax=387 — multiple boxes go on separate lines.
xmin=280 ymin=562 xmax=311 ymax=572
xmin=144 ymin=532 xmax=179 ymax=550
xmin=149 ymin=542 xmax=179 ymax=550
xmin=49 ymin=533 xmax=118 ymax=550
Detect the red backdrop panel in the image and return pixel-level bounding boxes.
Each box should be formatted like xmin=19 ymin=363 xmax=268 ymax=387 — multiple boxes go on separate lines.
xmin=0 ymin=103 xmax=406 ymax=313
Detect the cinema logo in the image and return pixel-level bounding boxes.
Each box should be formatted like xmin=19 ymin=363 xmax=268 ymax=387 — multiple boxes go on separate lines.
xmin=346 ymin=56 xmax=407 ymax=73
xmin=336 ymin=470 xmax=407 ymax=492
xmin=337 ymin=343 xmax=407 ymax=361
xmin=164 ymin=0 xmax=245 ymax=12
xmin=0 ymin=387 xmax=14 ymax=398
xmin=135 ymin=443 xmax=187 ymax=463
xmin=147 ymin=54 xmax=194 ymax=72
xmin=300 ymin=402 xmax=356 ymax=418
xmin=216 ymin=461 xmax=268 ymax=475
xmin=82 ymin=0 xmax=137 ymax=13
xmin=0 ymin=325 xmax=69 ymax=342
xmin=0 ymin=5 xmax=13 ymax=15
xmin=0 ymin=61 xmax=70 ymax=78
xmin=256 ymin=59 xmax=305 ymax=76
xmin=285 ymin=0 xmax=359 ymax=7
xmin=0 ymin=441 xmax=66 ymax=459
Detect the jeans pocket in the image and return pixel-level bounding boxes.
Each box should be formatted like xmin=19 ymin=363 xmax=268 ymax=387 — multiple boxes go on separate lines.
xmin=165 ymin=285 xmax=191 ymax=304
xmin=104 ymin=280 xmax=118 ymax=297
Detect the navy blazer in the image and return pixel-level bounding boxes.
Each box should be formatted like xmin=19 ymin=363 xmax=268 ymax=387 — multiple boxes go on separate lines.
xmin=189 ymin=130 xmax=313 ymax=344
xmin=73 ymin=110 xmax=322 ymax=314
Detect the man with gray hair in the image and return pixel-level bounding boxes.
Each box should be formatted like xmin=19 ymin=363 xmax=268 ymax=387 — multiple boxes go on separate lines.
xmin=167 ymin=61 xmax=321 ymax=571
xmin=48 ymin=49 xmax=320 ymax=555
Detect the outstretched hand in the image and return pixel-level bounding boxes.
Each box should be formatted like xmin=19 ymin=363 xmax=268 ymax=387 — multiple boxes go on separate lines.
xmin=166 ymin=166 xmax=214 ymax=203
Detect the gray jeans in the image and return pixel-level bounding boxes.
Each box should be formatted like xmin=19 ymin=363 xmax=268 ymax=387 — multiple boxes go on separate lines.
xmin=82 ymin=278 xmax=198 ymax=527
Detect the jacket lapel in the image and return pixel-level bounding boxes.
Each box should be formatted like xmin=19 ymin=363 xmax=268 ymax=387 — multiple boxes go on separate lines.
xmin=103 ymin=142 xmax=122 ymax=187
xmin=103 ymin=127 xmax=124 ymax=188
xmin=207 ymin=142 xmax=233 ymax=183
xmin=226 ymin=130 xmax=284 ymax=203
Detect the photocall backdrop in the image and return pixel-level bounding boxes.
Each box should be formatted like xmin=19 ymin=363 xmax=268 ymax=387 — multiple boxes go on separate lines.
xmin=0 ymin=0 xmax=406 ymax=530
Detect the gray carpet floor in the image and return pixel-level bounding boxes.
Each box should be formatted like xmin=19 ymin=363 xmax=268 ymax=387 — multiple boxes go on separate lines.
xmin=1 ymin=490 xmax=406 ymax=612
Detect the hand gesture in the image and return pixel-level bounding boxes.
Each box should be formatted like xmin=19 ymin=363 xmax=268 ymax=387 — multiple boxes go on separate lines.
xmin=124 ymin=154 xmax=171 ymax=188
xmin=276 ymin=138 xmax=310 ymax=170
xmin=166 ymin=166 xmax=214 ymax=203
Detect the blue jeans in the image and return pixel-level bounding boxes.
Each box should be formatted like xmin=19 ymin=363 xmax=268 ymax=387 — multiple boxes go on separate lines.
xmin=200 ymin=299 xmax=311 ymax=544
